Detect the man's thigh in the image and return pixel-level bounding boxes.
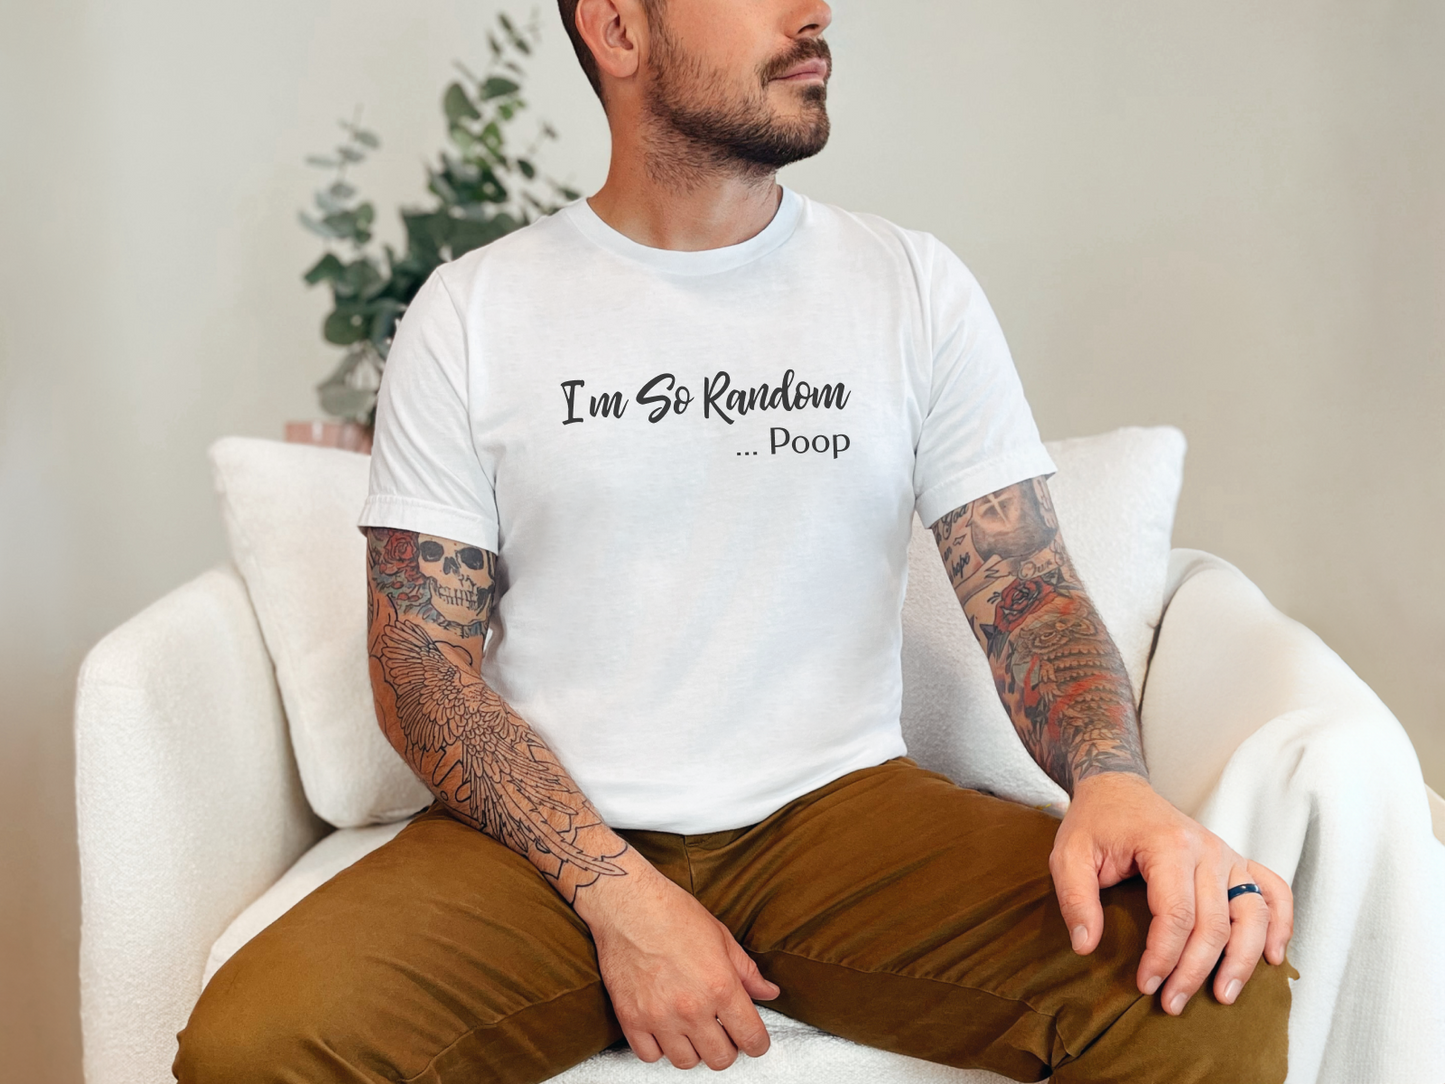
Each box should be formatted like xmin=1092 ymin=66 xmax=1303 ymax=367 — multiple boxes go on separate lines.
xmin=688 ymin=758 xmax=1291 ymax=1084
xmin=174 ymin=802 xmax=621 ymax=1084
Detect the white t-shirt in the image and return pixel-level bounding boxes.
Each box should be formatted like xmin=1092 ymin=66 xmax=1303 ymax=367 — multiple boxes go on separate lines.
xmin=360 ymin=187 xmax=1055 ymax=834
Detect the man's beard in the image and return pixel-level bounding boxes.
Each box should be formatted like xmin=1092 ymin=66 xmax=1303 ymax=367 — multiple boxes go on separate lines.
xmin=642 ymin=23 xmax=832 ymax=180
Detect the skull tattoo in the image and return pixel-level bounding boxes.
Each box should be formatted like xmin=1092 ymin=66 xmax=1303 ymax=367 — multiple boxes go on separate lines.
xmin=417 ymin=536 xmax=490 ymax=627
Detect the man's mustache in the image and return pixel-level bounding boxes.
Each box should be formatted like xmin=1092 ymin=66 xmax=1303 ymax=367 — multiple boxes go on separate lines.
xmin=760 ymin=37 xmax=832 ymax=85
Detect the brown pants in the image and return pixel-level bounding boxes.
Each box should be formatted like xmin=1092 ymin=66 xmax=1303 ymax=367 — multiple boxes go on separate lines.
xmin=174 ymin=758 xmax=1293 ymax=1083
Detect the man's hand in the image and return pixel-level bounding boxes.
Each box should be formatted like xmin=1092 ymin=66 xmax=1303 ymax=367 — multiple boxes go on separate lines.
xmin=573 ymin=857 xmax=779 ymax=1070
xmin=1051 ymin=772 xmax=1294 ymax=1015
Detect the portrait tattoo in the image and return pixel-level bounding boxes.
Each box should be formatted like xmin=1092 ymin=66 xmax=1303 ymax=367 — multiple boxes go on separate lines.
xmin=365 ymin=527 xmax=628 ymax=901
xmin=932 ymin=479 xmax=1147 ymax=792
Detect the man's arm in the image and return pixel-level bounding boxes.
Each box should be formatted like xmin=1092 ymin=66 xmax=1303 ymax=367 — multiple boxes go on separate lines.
xmin=930 ymin=478 xmax=1145 ymax=791
xmin=366 ymin=528 xmax=629 ymax=901
xmin=365 ymin=528 xmax=778 ymax=1068
xmin=930 ymin=480 xmax=1293 ymax=1015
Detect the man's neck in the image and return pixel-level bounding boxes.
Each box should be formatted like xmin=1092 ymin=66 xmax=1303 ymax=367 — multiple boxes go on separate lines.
xmin=587 ymin=119 xmax=783 ymax=252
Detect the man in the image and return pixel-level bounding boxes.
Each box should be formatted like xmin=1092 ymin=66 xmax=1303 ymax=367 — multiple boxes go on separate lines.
xmin=175 ymin=0 xmax=1296 ymax=1080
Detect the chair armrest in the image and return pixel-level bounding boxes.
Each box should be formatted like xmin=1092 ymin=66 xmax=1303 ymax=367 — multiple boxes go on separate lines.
xmin=1143 ymin=550 xmax=1445 ymax=1080
xmin=1141 ymin=549 xmax=1389 ymax=817
xmin=75 ymin=565 xmax=329 ymax=1084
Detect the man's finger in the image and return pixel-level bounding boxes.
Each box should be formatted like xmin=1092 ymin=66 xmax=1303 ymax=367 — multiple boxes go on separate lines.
xmin=626 ymin=1029 xmax=663 ymax=1064
xmin=1213 ymin=873 xmax=1268 ymax=1005
xmin=1049 ymin=841 xmax=1104 ymax=954
xmin=1249 ymin=860 xmax=1294 ymax=966
xmin=1136 ymin=852 xmax=1197 ymax=995
xmin=1159 ymin=859 xmax=1231 ymax=1015
xmin=717 ymin=990 xmax=772 ymax=1058
xmin=657 ymin=1031 xmax=703 ymax=1070
xmin=686 ymin=1018 xmax=740 ymax=1071
xmin=724 ymin=932 xmax=781 ymax=1001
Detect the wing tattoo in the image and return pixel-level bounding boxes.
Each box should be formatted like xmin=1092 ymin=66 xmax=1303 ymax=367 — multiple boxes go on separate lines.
xmin=376 ymin=618 xmax=627 ymax=880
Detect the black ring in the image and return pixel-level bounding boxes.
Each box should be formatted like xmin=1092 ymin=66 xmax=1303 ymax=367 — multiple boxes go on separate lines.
xmin=1227 ymin=882 xmax=1263 ymax=902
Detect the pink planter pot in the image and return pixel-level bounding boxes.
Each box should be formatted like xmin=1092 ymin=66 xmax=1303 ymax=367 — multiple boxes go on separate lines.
xmin=284 ymin=421 xmax=373 ymax=454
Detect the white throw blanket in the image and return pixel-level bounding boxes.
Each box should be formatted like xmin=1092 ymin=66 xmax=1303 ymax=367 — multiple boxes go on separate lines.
xmin=1142 ymin=552 xmax=1445 ymax=1083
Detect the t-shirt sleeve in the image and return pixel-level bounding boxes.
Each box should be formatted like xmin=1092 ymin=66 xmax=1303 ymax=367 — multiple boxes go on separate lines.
xmin=358 ymin=269 xmax=500 ymax=552
xmin=912 ymin=236 xmax=1056 ymax=528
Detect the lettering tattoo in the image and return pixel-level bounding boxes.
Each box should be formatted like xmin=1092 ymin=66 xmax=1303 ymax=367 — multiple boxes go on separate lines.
xmin=931 ymin=480 xmax=1147 ymax=793
xmin=366 ymin=528 xmax=629 ymax=902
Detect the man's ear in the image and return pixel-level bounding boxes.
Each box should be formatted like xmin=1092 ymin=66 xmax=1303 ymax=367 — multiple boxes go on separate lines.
xmin=575 ymin=0 xmax=647 ymax=87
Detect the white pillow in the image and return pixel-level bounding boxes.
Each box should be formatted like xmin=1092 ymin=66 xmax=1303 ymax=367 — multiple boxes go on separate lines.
xmin=211 ymin=426 xmax=1184 ymax=828
xmin=211 ymin=439 xmax=431 ymax=827
xmin=900 ymin=425 xmax=1187 ymax=815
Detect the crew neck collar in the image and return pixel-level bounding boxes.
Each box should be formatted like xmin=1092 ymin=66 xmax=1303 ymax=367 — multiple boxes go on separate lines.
xmin=562 ymin=186 xmax=804 ymax=276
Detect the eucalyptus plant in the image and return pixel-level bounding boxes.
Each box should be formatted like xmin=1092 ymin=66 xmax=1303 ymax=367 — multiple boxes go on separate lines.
xmin=301 ymin=12 xmax=580 ymax=425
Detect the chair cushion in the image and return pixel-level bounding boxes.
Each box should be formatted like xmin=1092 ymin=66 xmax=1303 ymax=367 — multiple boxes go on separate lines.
xmin=211 ymin=439 xmax=431 ymax=826
xmin=210 ymin=426 xmax=1184 ymax=828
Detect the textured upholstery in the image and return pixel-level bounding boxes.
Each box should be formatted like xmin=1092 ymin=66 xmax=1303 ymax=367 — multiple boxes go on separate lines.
xmin=75 ymin=566 xmax=330 ymax=1084
xmin=210 ymin=438 xmax=429 ymax=828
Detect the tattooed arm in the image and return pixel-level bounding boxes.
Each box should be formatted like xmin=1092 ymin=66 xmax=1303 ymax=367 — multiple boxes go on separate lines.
xmin=929 ymin=478 xmax=1145 ymax=792
xmin=931 ymin=480 xmax=1293 ymax=1016
xmin=364 ymin=528 xmax=777 ymax=1067
xmin=366 ymin=527 xmax=630 ymax=901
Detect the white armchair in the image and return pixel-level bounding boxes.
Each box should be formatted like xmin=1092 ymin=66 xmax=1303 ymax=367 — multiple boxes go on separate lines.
xmin=75 ymin=431 xmax=1445 ymax=1084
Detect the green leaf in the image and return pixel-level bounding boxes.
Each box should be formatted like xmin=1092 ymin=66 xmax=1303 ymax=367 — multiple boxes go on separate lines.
xmin=299 ymin=210 xmax=344 ymax=240
xmin=303 ymin=252 xmax=346 ymax=285
xmin=328 ymin=180 xmax=355 ymax=201
xmin=352 ymin=128 xmax=380 ymax=148
xmin=316 ymin=347 xmax=382 ymax=423
xmin=369 ymin=299 xmax=404 ymax=345
xmin=516 ymin=158 xmax=536 ymax=179
xmin=403 ymin=210 xmax=452 ymax=261
xmin=497 ymin=13 xmax=532 ymax=54
xmin=443 ymin=82 xmax=481 ymax=124
xmin=306 ymin=154 xmax=339 ymax=168
xmin=323 ymin=304 xmax=370 ymax=345
xmin=337 ymin=258 xmax=384 ymax=298
xmin=452 ymin=165 xmax=507 ymax=204
xmin=490 ymin=211 xmax=521 ymax=234
xmin=337 ymin=144 xmax=364 ymax=163
xmin=480 ymin=76 xmax=520 ymax=100
xmin=320 ymin=210 xmax=359 ymax=239
xmin=448 ymin=125 xmax=478 ymax=154
xmin=428 ymin=170 xmax=460 ymax=205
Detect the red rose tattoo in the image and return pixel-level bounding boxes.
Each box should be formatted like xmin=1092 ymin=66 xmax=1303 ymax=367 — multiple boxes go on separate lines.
xmin=994 ymin=578 xmax=1058 ymax=635
xmin=369 ymin=528 xmax=428 ymax=607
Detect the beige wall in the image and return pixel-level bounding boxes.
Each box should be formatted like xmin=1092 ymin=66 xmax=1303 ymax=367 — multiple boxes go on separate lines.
xmin=2 ymin=1 xmax=1441 ymax=1079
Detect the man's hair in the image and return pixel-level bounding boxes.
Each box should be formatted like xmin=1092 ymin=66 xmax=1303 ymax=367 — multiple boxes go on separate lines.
xmin=557 ymin=0 xmax=604 ymax=101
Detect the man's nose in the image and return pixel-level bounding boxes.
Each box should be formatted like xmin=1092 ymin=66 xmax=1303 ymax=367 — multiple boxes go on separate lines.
xmin=793 ymin=0 xmax=832 ymax=38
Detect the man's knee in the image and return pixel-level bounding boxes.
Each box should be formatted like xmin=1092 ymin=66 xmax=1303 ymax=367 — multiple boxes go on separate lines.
xmin=1054 ymin=952 xmax=1294 ymax=1084
xmin=172 ymin=957 xmax=374 ymax=1084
